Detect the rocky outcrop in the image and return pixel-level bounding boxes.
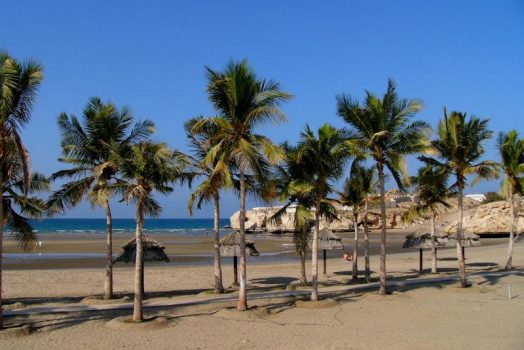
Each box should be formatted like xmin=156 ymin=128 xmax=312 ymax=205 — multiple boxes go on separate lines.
xmin=445 ymin=200 xmax=524 ymax=235
xmin=230 ymin=204 xmax=412 ymax=233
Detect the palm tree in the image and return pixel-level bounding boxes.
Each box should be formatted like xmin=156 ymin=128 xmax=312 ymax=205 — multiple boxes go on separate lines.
xmin=338 ymin=161 xmax=375 ymax=282
xmin=497 ymin=130 xmax=524 ymax=270
xmin=269 ymin=143 xmax=317 ymax=286
xmin=0 ymin=50 xmax=43 ymax=328
xmin=337 ymin=79 xmax=430 ymax=294
xmin=420 ymin=110 xmax=498 ymax=287
xmin=194 ymin=60 xmax=291 ymax=310
xmin=185 ymin=117 xmax=234 ymax=294
xmin=403 ymin=164 xmax=452 ymax=273
xmin=47 ymin=97 xmax=154 ymax=300
xmin=117 ymin=141 xmax=183 ymax=321
xmin=297 ymin=123 xmax=351 ymax=301
xmin=2 ymin=137 xmax=50 ymax=249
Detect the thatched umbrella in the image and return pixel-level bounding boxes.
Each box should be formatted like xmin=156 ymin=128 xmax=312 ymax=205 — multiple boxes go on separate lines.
xmin=219 ymin=231 xmax=259 ymax=286
xmin=310 ymin=228 xmax=344 ymax=275
xmin=114 ymin=235 xmax=169 ymax=294
xmin=447 ymin=230 xmax=481 ymax=260
xmin=402 ymin=230 xmax=448 ymax=272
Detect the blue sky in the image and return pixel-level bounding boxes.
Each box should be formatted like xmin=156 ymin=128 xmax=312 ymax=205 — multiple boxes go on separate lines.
xmin=5 ymin=0 xmax=524 ymax=218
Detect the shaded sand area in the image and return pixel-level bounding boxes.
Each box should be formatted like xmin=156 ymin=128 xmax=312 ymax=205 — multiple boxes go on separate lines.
xmin=2 ymin=242 xmax=524 ymax=349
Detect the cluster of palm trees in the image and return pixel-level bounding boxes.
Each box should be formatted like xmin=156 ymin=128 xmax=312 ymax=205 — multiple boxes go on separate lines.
xmin=1 ymin=50 xmax=523 ymax=327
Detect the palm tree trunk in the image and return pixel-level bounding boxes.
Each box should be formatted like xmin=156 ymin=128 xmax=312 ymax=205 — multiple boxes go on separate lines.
xmin=213 ymin=193 xmax=224 ymax=293
xmin=0 ymin=130 xmax=4 ymax=329
xmin=237 ymin=170 xmax=248 ymax=310
xmin=505 ymin=189 xmax=516 ymax=270
xmin=298 ymin=247 xmax=308 ymax=286
xmin=377 ymin=162 xmax=387 ymax=295
xmin=364 ymin=198 xmax=370 ymax=282
xmin=352 ymin=213 xmax=359 ymax=282
xmin=456 ymin=184 xmax=467 ymax=287
xmin=104 ymin=200 xmax=114 ymax=300
xmin=133 ymin=205 xmax=144 ymax=321
xmin=311 ymin=199 xmax=321 ymax=301
xmin=431 ymin=213 xmax=437 ymax=274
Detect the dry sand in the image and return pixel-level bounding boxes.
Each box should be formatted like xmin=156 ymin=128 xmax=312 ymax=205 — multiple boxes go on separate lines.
xmin=2 ymin=241 xmax=524 ymax=349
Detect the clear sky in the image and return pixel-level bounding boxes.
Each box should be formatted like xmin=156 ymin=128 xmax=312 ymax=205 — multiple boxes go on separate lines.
xmin=4 ymin=0 xmax=524 ymax=218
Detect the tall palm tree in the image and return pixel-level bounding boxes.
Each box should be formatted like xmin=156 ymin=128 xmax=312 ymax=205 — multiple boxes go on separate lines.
xmin=403 ymin=164 xmax=452 ymax=273
xmin=337 ymin=79 xmax=430 ymax=294
xmin=117 ymin=141 xmax=183 ymax=321
xmin=185 ymin=117 xmax=233 ymax=294
xmin=338 ymin=161 xmax=375 ymax=282
xmin=47 ymin=97 xmax=154 ymax=300
xmin=420 ymin=110 xmax=498 ymax=287
xmin=297 ymin=123 xmax=351 ymax=301
xmin=0 ymin=50 xmax=43 ymax=328
xmin=194 ymin=60 xmax=291 ymax=310
xmin=497 ymin=130 xmax=524 ymax=270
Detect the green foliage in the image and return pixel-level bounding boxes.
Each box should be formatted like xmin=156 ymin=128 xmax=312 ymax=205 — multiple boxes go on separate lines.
xmin=337 ymin=79 xmax=430 ymax=190
xmin=194 ymin=60 xmax=291 ymax=180
xmin=117 ymin=141 xmax=185 ymax=217
xmin=420 ymin=109 xmax=499 ymax=190
xmin=402 ymin=164 xmax=452 ymax=223
xmin=185 ymin=116 xmax=234 ymax=215
xmin=297 ymin=123 xmax=353 ymax=199
xmin=0 ymin=50 xmax=43 ymax=197
xmin=48 ymin=97 xmax=155 ymax=214
xmin=3 ymin=136 xmax=50 ymax=250
xmin=497 ymin=130 xmax=524 ymax=198
xmin=338 ymin=160 xmax=376 ymax=214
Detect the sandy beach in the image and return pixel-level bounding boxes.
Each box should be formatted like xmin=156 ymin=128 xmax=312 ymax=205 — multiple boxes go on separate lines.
xmin=2 ymin=239 xmax=523 ymax=349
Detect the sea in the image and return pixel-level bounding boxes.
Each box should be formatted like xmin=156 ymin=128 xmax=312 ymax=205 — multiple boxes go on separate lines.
xmin=24 ymin=218 xmax=230 ymax=235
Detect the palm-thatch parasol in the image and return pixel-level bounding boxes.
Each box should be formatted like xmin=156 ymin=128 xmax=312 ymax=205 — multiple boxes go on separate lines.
xmin=114 ymin=235 xmax=169 ymax=294
xmin=310 ymin=228 xmax=344 ymax=275
xmin=402 ymin=230 xmax=448 ymax=272
xmin=219 ymin=231 xmax=259 ymax=286
xmin=447 ymin=230 xmax=481 ymax=260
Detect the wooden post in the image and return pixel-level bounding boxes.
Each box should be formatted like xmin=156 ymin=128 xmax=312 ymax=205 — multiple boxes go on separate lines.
xmin=419 ymin=248 xmax=423 ymax=272
xmin=323 ymin=249 xmax=327 ymax=275
xmin=233 ymin=256 xmax=238 ymax=286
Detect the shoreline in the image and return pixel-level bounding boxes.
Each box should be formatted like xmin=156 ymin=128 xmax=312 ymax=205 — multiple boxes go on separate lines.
xmin=2 ymin=228 xmax=509 ymax=270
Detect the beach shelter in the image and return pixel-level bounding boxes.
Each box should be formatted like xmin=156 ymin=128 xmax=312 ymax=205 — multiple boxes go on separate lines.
xmin=402 ymin=230 xmax=448 ymax=272
xmin=219 ymin=231 xmax=259 ymax=286
xmin=447 ymin=230 xmax=481 ymax=260
xmin=114 ymin=235 xmax=169 ymax=294
xmin=310 ymin=228 xmax=344 ymax=275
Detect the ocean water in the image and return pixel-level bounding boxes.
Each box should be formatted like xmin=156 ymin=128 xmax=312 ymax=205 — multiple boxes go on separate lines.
xmin=25 ymin=218 xmax=230 ymax=235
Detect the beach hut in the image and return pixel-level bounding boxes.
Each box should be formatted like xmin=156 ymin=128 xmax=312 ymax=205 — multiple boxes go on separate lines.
xmin=310 ymin=228 xmax=344 ymax=275
xmin=219 ymin=231 xmax=260 ymax=286
xmin=402 ymin=230 xmax=448 ymax=272
xmin=114 ymin=235 xmax=170 ymax=294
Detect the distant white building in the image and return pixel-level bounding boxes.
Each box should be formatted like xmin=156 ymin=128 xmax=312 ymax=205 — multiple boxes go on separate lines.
xmin=465 ymin=193 xmax=486 ymax=202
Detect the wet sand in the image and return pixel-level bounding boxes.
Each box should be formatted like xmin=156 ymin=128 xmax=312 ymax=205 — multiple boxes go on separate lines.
xmin=3 ymin=228 xmax=508 ymax=269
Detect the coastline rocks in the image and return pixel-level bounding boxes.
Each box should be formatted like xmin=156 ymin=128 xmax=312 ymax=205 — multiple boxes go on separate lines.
xmin=229 ymin=205 xmax=410 ymax=233
xmin=445 ymin=200 xmax=524 ymax=235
